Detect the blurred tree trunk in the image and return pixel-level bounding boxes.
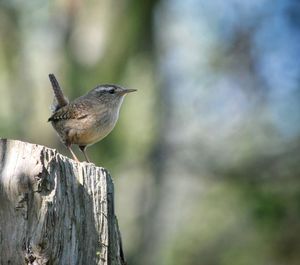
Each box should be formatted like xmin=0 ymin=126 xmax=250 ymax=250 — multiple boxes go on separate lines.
xmin=0 ymin=139 xmax=125 ymax=265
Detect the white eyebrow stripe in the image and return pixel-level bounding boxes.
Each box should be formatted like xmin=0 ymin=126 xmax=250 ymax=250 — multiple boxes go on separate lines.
xmin=95 ymin=86 xmax=113 ymax=92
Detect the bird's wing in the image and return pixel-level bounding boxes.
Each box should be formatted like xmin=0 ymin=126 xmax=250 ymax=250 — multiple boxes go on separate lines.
xmin=48 ymin=100 xmax=90 ymax=122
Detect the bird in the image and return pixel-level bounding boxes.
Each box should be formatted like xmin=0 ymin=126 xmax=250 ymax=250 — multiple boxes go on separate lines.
xmin=48 ymin=74 xmax=137 ymax=162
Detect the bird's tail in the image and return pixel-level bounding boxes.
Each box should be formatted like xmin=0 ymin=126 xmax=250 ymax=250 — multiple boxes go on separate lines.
xmin=48 ymin=74 xmax=69 ymax=112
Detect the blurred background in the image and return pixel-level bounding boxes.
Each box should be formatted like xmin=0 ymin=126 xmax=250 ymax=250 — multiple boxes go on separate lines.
xmin=1 ymin=0 xmax=300 ymax=264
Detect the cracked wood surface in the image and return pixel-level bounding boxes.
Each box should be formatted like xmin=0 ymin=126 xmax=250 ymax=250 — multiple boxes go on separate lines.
xmin=0 ymin=139 xmax=125 ymax=265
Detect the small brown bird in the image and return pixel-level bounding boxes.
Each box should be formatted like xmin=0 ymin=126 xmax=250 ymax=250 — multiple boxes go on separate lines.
xmin=48 ymin=74 xmax=136 ymax=162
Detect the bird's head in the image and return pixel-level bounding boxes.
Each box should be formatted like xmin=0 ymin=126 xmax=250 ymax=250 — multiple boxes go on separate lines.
xmin=89 ymin=84 xmax=137 ymax=106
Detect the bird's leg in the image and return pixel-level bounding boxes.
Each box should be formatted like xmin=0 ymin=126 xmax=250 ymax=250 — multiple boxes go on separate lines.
xmin=79 ymin=145 xmax=90 ymax=163
xmin=65 ymin=144 xmax=80 ymax=162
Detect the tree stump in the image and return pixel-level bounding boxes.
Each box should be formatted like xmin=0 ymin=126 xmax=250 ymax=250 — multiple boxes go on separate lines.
xmin=0 ymin=139 xmax=125 ymax=265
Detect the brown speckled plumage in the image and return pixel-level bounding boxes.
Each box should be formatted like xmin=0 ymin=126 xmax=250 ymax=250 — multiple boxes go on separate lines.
xmin=48 ymin=74 xmax=136 ymax=162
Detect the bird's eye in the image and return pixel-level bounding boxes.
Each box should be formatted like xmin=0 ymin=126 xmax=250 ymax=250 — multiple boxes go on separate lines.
xmin=108 ymin=89 xmax=115 ymax=94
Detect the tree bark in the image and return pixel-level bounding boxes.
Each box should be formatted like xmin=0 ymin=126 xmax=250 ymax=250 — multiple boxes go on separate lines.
xmin=0 ymin=139 xmax=125 ymax=265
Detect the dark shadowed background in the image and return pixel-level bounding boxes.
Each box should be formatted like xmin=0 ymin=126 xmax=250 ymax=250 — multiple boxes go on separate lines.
xmin=0 ymin=1 xmax=300 ymax=264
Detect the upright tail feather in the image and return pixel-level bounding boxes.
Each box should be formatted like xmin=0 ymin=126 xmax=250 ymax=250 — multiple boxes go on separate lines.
xmin=49 ymin=74 xmax=69 ymax=112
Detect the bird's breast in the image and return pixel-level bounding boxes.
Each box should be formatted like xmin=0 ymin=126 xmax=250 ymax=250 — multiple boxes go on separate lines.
xmin=75 ymin=109 xmax=119 ymax=146
xmin=51 ymin=104 xmax=120 ymax=146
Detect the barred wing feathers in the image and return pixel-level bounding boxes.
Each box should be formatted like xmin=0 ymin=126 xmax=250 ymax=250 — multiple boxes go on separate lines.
xmin=48 ymin=101 xmax=90 ymax=122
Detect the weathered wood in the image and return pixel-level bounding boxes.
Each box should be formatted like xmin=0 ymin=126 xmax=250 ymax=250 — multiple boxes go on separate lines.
xmin=0 ymin=139 xmax=125 ymax=265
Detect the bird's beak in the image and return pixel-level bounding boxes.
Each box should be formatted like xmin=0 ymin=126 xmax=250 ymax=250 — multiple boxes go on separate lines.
xmin=121 ymin=88 xmax=137 ymax=95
